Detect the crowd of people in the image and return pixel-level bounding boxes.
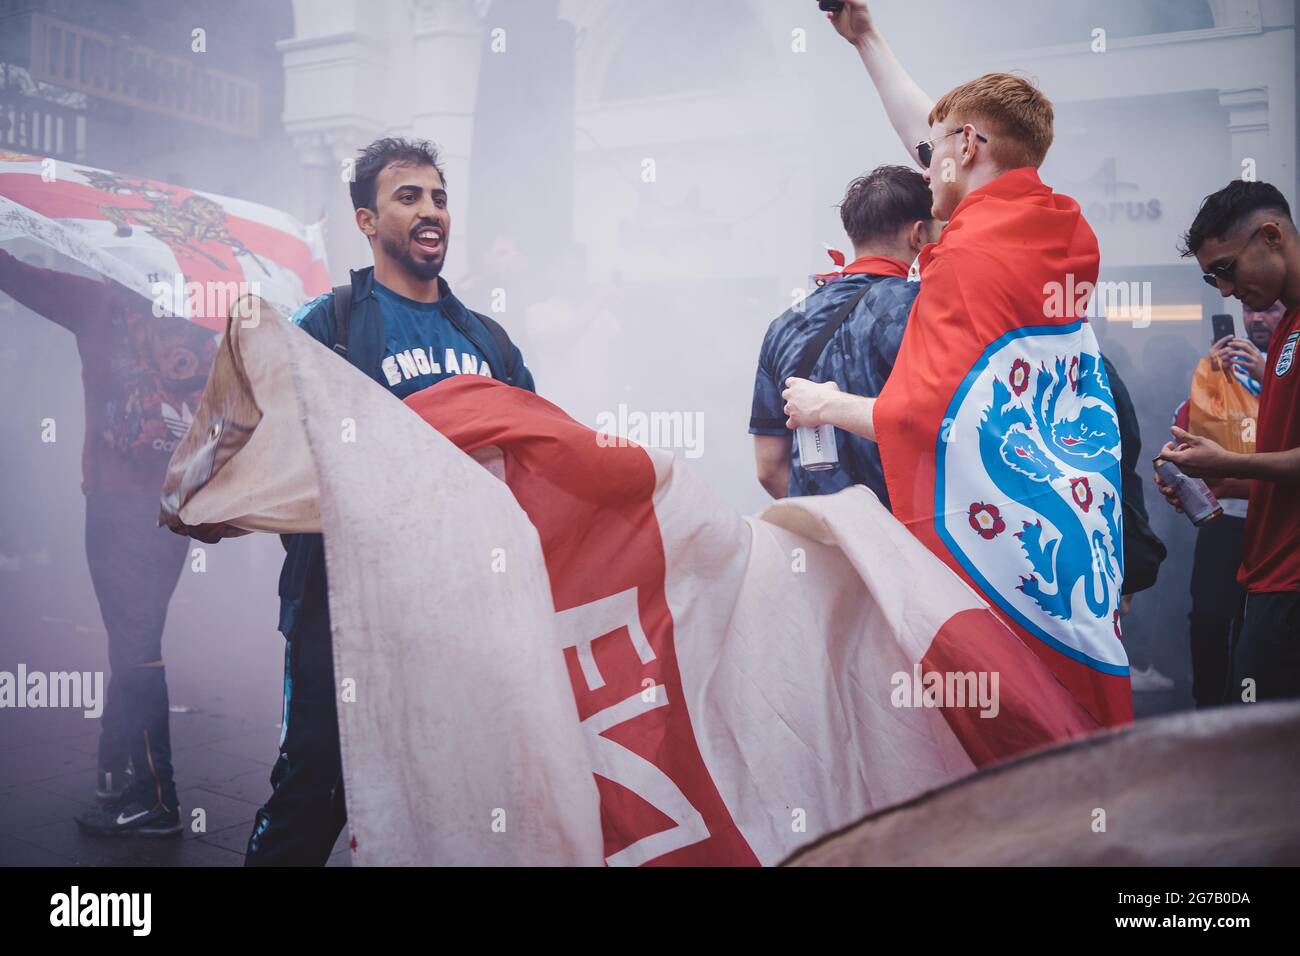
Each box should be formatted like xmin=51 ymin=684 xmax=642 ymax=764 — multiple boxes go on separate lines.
xmin=0 ymin=0 xmax=1295 ymax=865
xmin=758 ymin=0 xmax=1299 ymax=711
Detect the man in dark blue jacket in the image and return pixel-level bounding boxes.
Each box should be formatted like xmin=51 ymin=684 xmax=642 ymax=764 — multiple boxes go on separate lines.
xmin=243 ymin=137 xmax=534 ymax=866
xmin=750 ymin=165 xmax=937 ymax=508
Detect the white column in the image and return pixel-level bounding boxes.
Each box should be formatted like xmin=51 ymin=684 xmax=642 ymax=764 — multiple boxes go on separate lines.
xmin=278 ymin=0 xmax=388 ymax=276
xmin=408 ymin=0 xmax=487 ymax=281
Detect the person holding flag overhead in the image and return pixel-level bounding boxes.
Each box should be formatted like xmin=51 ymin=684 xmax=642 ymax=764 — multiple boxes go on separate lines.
xmin=784 ymin=0 xmax=1130 ymax=726
xmin=0 ymin=154 xmax=328 ymax=836
xmin=0 ymin=248 xmax=215 ymax=836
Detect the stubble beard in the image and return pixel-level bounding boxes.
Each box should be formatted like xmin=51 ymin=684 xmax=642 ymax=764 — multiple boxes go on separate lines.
xmin=381 ymin=232 xmax=443 ymax=282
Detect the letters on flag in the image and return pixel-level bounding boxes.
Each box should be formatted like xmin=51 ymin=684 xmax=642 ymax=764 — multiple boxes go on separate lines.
xmin=160 ymin=296 xmax=1099 ymax=865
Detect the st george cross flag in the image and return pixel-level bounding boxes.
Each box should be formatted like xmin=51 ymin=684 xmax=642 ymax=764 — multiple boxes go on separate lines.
xmin=161 ymin=296 xmax=1098 ymax=866
xmin=0 ymin=151 xmax=328 ymax=328
xmin=875 ymin=167 xmax=1131 ymax=727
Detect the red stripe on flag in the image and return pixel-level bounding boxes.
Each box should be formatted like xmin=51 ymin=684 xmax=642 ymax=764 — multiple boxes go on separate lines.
xmin=922 ymin=607 xmax=1101 ymax=767
xmin=406 ymin=377 xmax=760 ymax=866
xmin=226 ymin=215 xmax=329 ymax=297
xmin=0 ymin=170 xmax=327 ymax=326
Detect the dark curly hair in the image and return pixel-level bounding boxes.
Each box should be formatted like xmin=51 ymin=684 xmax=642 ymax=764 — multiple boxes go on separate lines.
xmin=1180 ymin=180 xmax=1292 ymax=257
xmin=838 ymin=165 xmax=933 ymax=247
xmin=349 ymin=137 xmax=447 ymax=212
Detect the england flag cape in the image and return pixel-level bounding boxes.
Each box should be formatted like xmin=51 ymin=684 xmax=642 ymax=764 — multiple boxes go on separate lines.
xmin=875 ymin=166 xmax=1131 ymax=727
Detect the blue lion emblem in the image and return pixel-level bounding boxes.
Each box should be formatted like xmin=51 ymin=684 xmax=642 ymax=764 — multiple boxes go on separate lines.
xmin=976 ymin=351 xmax=1123 ymax=622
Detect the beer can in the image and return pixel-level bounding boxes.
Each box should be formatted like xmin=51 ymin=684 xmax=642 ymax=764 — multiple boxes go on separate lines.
xmin=1153 ymin=457 xmax=1223 ymax=526
xmin=797 ymin=424 xmax=839 ymax=471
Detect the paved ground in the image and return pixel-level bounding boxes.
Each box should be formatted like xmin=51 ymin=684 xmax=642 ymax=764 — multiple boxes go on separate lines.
xmin=0 ymin=699 xmax=351 ymax=867
xmin=0 ymin=515 xmax=351 ymax=867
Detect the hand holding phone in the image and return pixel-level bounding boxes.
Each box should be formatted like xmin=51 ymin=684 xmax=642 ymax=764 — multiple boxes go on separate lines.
xmin=1211 ymin=313 xmax=1235 ymax=345
xmin=1222 ymin=337 xmax=1267 ymax=382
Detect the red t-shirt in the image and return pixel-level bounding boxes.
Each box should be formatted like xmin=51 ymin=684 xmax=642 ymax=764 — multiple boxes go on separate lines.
xmin=1239 ymin=303 xmax=1300 ymax=592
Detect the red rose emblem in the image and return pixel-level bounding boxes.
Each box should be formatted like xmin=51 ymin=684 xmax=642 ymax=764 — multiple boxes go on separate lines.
xmin=1009 ymin=358 xmax=1032 ymax=396
xmin=967 ymin=502 xmax=1006 ymax=540
xmin=1070 ymin=476 xmax=1093 ymax=512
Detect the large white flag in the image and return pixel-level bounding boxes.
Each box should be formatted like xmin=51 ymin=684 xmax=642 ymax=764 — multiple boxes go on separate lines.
xmin=161 ymin=298 xmax=1098 ymax=866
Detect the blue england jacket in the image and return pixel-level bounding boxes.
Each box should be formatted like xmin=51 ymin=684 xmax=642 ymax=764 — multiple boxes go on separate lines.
xmin=277 ymin=265 xmax=535 ymax=639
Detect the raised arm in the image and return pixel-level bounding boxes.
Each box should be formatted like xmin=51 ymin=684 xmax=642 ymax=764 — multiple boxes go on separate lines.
xmin=0 ymin=247 xmax=114 ymax=333
xmin=828 ymin=0 xmax=935 ymax=167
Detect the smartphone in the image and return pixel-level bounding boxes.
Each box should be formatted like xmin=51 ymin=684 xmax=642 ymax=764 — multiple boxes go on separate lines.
xmin=819 ymin=1 xmax=845 ymax=12
xmin=1211 ymin=313 xmax=1235 ymax=344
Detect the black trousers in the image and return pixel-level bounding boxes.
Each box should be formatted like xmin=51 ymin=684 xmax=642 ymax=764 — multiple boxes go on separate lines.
xmin=244 ymin=584 xmax=346 ymax=866
xmin=1186 ymin=515 xmax=1246 ymax=708
xmin=1229 ymin=590 xmax=1300 ymax=703
xmin=84 ymin=493 xmax=187 ymax=809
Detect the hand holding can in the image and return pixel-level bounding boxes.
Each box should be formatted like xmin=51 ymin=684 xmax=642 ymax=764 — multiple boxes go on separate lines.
xmin=1153 ymin=457 xmax=1223 ymax=526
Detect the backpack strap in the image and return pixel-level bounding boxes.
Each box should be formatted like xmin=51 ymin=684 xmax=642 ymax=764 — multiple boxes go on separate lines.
xmin=330 ymin=283 xmax=352 ymax=357
xmin=792 ymin=283 xmax=872 ymax=382
xmin=475 ymin=311 xmax=519 ymax=385
xmin=329 ymin=280 xmax=514 ymax=380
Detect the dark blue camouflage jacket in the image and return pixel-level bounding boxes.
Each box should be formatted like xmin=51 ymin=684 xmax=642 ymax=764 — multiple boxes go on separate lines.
xmin=749 ymin=271 xmax=919 ymax=508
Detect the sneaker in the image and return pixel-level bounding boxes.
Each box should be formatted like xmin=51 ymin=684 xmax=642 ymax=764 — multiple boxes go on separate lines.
xmin=1130 ymin=664 xmax=1176 ymax=692
xmin=76 ymin=797 xmax=183 ymax=838
xmin=95 ymin=768 xmax=133 ymax=804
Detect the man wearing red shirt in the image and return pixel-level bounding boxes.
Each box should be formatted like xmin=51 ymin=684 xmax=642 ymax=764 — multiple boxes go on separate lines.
xmin=1170 ymin=301 xmax=1286 ymax=707
xmin=1157 ymin=181 xmax=1300 ymax=703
